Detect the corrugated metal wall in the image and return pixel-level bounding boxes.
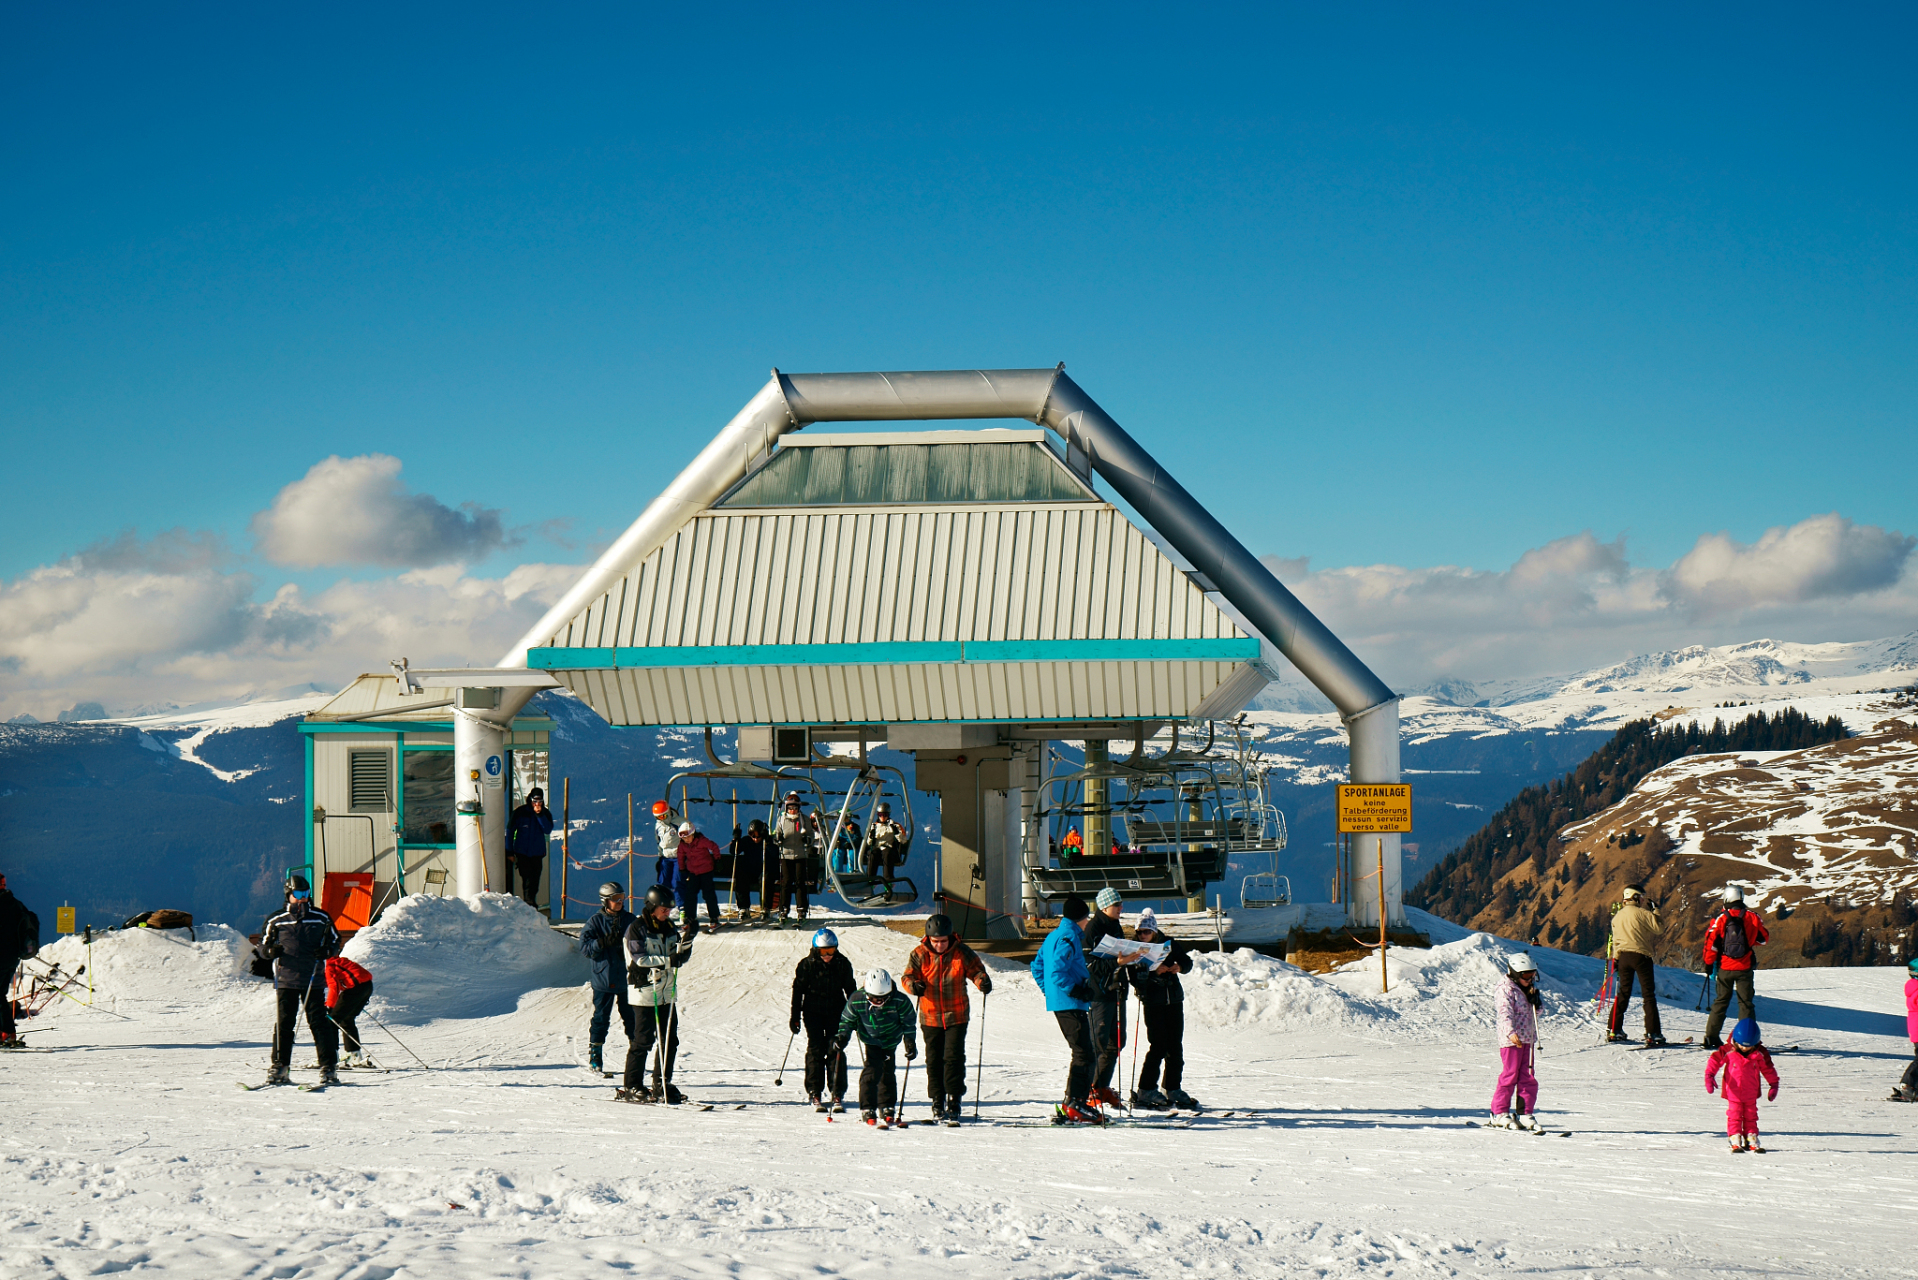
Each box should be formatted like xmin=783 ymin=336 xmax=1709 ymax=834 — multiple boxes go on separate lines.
xmin=548 ymin=505 xmax=1246 ymax=652
xmin=558 ymin=658 xmax=1247 ymax=726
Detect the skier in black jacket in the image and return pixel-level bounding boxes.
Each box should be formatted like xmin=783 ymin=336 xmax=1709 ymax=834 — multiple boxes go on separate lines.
xmin=259 ymin=875 xmax=342 ymax=1085
xmin=1125 ymin=909 xmax=1197 ymax=1110
xmin=1080 ymin=887 xmax=1144 ymax=1106
xmin=790 ymin=927 xmax=857 ymax=1111
xmin=618 ymin=885 xmax=697 ymax=1103
xmin=578 ymin=882 xmax=637 ymax=1073
xmin=0 ymin=871 xmax=35 ymax=1048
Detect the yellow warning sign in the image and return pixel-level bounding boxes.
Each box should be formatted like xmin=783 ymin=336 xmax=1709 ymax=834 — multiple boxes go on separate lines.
xmin=1336 ymin=783 xmax=1413 ymax=833
xmin=56 ymin=906 xmax=76 ymax=934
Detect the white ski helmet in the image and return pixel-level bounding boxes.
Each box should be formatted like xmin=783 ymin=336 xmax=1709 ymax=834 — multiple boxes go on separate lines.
xmin=864 ymin=968 xmax=895 ymax=997
xmin=1723 ymin=884 xmax=1745 ymax=903
xmin=1506 ymin=953 xmax=1538 ymax=977
xmin=598 ymin=881 xmax=625 ymax=901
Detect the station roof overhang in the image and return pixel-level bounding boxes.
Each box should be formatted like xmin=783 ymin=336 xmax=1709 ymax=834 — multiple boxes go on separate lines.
xmin=521 ymin=432 xmax=1285 ymax=729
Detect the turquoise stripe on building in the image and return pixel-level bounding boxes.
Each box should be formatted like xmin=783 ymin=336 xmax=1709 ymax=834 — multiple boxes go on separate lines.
xmin=526 ymin=637 xmax=1259 ymax=670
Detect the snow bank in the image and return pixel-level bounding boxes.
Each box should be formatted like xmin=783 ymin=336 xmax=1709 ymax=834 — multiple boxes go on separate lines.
xmin=34 ymin=923 xmax=259 ymax=1020
xmin=1187 ymin=924 xmax=1604 ymax=1042
xmin=343 ymin=892 xmax=588 ymax=1023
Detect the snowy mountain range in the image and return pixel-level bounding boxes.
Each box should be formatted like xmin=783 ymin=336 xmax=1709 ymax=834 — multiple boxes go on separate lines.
xmin=4 ymin=632 xmax=1913 ymax=932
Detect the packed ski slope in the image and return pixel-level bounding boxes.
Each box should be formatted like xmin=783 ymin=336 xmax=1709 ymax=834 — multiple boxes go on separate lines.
xmin=5 ymin=896 xmax=1916 ymax=1279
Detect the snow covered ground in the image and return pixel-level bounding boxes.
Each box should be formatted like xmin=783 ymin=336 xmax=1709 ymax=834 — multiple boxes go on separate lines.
xmin=5 ymin=898 xmax=1916 ymax=1279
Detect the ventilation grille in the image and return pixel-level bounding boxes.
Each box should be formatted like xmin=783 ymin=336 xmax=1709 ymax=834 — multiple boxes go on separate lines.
xmin=349 ymin=750 xmax=391 ymax=811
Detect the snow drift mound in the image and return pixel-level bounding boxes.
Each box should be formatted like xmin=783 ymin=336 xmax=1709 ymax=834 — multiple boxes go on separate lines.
xmin=34 ymin=923 xmax=259 ymax=1021
xmin=1187 ymin=929 xmax=1601 ymax=1041
xmin=343 ymin=893 xmax=587 ymax=1023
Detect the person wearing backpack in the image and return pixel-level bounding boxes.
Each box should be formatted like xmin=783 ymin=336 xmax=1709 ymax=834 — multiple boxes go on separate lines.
xmin=1702 ymin=884 xmax=1770 ymax=1049
xmin=0 ymin=871 xmax=40 ymax=1049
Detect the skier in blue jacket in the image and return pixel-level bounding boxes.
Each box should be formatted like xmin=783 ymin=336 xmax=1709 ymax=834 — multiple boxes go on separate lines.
xmin=577 ymin=882 xmax=636 ymax=1073
xmin=1030 ymin=894 xmax=1103 ymax=1124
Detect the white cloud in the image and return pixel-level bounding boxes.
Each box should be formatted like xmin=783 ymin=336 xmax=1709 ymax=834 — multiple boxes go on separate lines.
xmin=1260 ymin=513 xmax=1918 ymax=692
xmin=0 ymin=530 xmax=580 ymax=721
xmin=251 ymin=454 xmax=515 ymax=568
xmin=1663 ymin=513 xmax=1914 ymax=615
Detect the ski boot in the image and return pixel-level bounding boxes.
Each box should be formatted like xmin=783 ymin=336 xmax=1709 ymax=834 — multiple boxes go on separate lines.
xmin=943 ymin=1098 xmax=964 ymax=1126
xmin=1729 ymin=1133 xmax=1749 ymax=1153
xmin=1888 ymin=1085 xmax=1918 ymax=1103
xmin=664 ymin=1083 xmax=686 ymax=1105
xmin=1645 ymin=1034 xmax=1670 ymax=1048
xmin=862 ymin=1109 xmax=878 ymax=1125
xmin=1512 ymin=1110 xmax=1541 ymax=1132
xmin=929 ymin=1095 xmax=945 ymax=1122
xmin=1054 ymin=1101 xmax=1106 ymax=1126
xmin=265 ymin=1064 xmax=292 ymax=1086
xmin=588 ymin=1043 xmax=605 ymax=1072
xmin=0 ymin=1032 xmax=20 ymax=1050
xmin=1486 ymin=1111 xmax=1516 ymax=1129
xmin=1130 ymin=1088 xmax=1171 ymax=1111
xmin=1166 ymin=1089 xmax=1199 ymax=1111
xmin=1702 ymin=1036 xmax=1724 ymax=1051
xmin=1092 ymin=1084 xmax=1122 ymax=1108
xmin=1604 ymin=1032 xmax=1632 ymax=1045
xmin=830 ymin=1096 xmax=846 ymax=1113
xmin=319 ymin=1065 xmax=342 ymax=1087
xmin=614 ymin=1085 xmax=655 ymax=1104
xmin=1747 ymin=1134 xmax=1766 ymax=1153
xmin=810 ymin=1093 xmax=827 ymax=1113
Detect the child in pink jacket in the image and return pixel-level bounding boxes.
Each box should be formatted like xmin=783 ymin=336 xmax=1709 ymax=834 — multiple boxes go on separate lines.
xmin=1490 ymin=954 xmax=1541 ymax=1130
xmin=1894 ymin=958 xmax=1918 ymax=1103
xmin=1706 ymin=1017 xmax=1780 ymax=1153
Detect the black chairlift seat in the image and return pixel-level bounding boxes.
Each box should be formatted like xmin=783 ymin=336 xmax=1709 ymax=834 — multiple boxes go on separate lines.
xmin=1026 ymin=847 xmax=1227 ymax=903
xmin=827 ymin=868 xmax=921 ymax=909
xmin=1125 ymin=817 xmax=1285 ymax=851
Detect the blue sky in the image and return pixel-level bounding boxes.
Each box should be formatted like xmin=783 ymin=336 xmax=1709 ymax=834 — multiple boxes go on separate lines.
xmin=2 ymin=3 xmax=1914 ymax=716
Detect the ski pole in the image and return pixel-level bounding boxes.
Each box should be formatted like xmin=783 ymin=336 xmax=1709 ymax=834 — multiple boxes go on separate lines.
xmin=360 ymin=1009 xmax=433 ymax=1071
xmin=1128 ymin=1001 xmax=1141 ymax=1113
xmin=898 ymin=1046 xmax=912 ymax=1125
xmin=773 ymin=1029 xmax=797 ymax=1086
xmin=974 ymin=991 xmax=986 ymax=1120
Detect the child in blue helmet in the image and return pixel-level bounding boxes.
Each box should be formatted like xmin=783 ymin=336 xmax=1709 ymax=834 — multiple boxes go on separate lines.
xmin=1705 ymin=1017 xmax=1780 ymax=1153
xmin=790 ymin=928 xmax=856 ymax=1112
xmin=1894 ymin=957 xmax=1918 ymax=1103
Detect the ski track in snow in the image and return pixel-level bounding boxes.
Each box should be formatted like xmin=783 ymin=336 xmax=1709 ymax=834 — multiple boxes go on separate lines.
xmin=5 ymin=899 xmax=1916 ymax=1279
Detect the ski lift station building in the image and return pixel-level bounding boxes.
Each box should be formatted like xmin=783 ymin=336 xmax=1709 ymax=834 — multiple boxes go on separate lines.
xmin=305 ymin=367 xmax=1406 ymax=940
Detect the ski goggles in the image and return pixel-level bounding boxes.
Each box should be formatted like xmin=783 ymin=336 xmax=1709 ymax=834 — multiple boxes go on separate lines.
xmin=289 ymin=890 xmax=312 ymax=901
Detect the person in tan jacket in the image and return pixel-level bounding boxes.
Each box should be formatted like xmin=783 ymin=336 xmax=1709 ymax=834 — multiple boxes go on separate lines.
xmin=1608 ymin=885 xmax=1668 ymax=1046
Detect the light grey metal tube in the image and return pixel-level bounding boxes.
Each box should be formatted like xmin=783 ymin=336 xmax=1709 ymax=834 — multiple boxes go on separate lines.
xmin=778 ymin=369 xmax=1056 ymax=422
xmin=1036 ymin=370 xmax=1396 ymax=720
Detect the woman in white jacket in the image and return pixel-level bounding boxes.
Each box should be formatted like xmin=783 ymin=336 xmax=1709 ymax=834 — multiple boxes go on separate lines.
xmin=1491 ymin=953 xmax=1542 ymax=1130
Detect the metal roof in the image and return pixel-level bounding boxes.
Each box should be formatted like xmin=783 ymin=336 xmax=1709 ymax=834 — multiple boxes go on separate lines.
xmin=532 ymin=497 xmax=1277 ymax=727
xmin=716 ymin=438 xmax=1094 ymax=508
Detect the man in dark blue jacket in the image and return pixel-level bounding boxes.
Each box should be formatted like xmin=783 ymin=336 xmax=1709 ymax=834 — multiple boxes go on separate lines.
xmin=578 ymin=882 xmax=636 ymax=1073
xmin=260 ymin=875 xmax=342 ymax=1086
xmin=1030 ymin=894 xmax=1102 ymax=1124
xmin=506 ymin=787 xmax=555 ymax=909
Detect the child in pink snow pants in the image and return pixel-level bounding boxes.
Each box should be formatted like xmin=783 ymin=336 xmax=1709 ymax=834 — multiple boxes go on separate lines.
xmin=1705 ymin=1017 xmax=1779 ymax=1153
xmin=1491 ymin=955 xmax=1541 ymax=1123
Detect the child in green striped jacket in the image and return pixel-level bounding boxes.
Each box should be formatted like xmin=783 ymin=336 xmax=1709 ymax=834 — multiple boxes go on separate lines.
xmin=833 ymin=968 xmax=919 ymax=1124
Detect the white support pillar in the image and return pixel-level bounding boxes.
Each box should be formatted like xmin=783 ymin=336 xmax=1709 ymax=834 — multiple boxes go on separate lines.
xmin=454 ymin=707 xmax=507 ymax=899
xmin=1347 ymin=699 xmax=1405 ymax=928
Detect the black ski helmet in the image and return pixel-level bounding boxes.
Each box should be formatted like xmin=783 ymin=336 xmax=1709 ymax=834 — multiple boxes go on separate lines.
xmin=643 ymin=884 xmax=673 ymax=912
xmin=748 ymin=818 xmax=767 ymax=835
xmin=924 ymin=913 xmax=954 ymax=939
xmin=285 ymin=874 xmax=311 ymax=895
